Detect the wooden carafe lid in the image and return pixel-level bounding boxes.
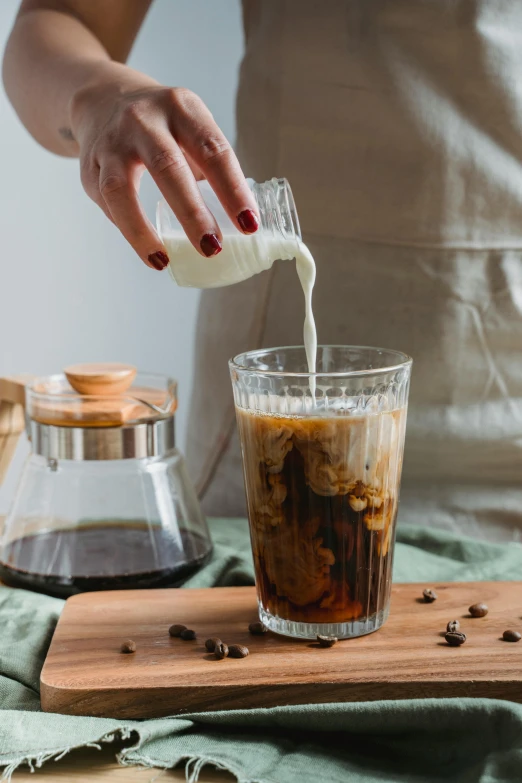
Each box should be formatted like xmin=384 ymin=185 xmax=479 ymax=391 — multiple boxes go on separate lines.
xmin=31 ymin=364 xmax=172 ymax=427
xmin=64 ymin=363 xmax=137 ymax=396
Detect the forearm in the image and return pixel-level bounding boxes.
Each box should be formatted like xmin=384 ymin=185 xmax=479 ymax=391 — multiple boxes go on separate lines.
xmin=2 ymin=4 xmax=153 ymax=156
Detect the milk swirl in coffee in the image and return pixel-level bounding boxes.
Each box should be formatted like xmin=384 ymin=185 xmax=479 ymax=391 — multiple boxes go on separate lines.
xmin=236 ymin=402 xmax=406 ymax=628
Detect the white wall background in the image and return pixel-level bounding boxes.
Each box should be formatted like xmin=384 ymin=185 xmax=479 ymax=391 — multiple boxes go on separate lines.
xmin=0 ymin=0 xmax=244 ymax=512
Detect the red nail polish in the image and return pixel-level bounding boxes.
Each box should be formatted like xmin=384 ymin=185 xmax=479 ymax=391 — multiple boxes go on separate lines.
xmin=237 ymin=209 xmax=259 ymax=234
xmin=200 ymin=233 xmax=222 ymax=257
xmin=148 ymin=251 xmax=169 ymax=271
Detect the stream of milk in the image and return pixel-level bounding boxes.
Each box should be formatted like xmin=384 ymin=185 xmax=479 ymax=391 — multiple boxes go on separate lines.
xmin=295 ymin=241 xmax=317 ymax=397
xmin=163 ymin=232 xmax=318 ymax=394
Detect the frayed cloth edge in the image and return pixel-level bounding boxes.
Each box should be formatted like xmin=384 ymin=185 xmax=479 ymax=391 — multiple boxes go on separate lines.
xmin=119 ymin=746 xmax=267 ymax=783
xmin=0 ymin=726 xmax=139 ymax=782
xmin=0 ymin=731 xmax=265 ymax=783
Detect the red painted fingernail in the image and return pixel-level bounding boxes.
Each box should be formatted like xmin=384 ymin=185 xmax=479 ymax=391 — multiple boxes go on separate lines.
xmin=148 ymin=251 xmax=169 ymax=271
xmin=200 ymin=233 xmax=222 ymax=257
xmin=237 ymin=209 xmax=259 ymax=234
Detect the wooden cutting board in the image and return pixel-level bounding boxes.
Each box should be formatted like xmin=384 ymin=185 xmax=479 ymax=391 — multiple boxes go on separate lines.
xmin=41 ymin=582 xmax=522 ymax=719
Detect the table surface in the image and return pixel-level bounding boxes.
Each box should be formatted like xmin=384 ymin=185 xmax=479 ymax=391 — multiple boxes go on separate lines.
xmin=11 ymin=743 xmax=234 ymax=781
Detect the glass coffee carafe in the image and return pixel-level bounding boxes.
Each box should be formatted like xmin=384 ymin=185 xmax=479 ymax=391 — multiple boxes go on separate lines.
xmin=0 ymin=364 xmax=212 ymax=597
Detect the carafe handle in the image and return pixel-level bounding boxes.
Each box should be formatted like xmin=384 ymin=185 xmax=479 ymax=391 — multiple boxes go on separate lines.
xmin=0 ymin=375 xmax=33 ymax=486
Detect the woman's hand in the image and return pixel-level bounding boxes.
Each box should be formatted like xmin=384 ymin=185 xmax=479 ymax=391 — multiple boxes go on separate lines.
xmin=71 ymin=72 xmax=260 ymax=270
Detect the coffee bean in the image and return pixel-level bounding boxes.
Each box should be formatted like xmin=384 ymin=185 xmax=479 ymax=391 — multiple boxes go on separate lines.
xmin=214 ymin=642 xmax=229 ymax=660
xmin=205 ymin=637 xmax=221 ymax=653
xmin=180 ymin=629 xmax=196 ymax=640
xmin=120 ymin=639 xmax=136 ymax=654
xmin=317 ymin=635 xmax=338 ymax=648
xmin=446 ymin=620 xmax=460 ymax=633
xmin=168 ymin=624 xmax=187 ymax=638
xmin=248 ymin=622 xmax=267 ymax=635
xmin=469 ymin=603 xmax=488 ymax=618
xmin=228 ymin=644 xmax=249 ymax=658
xmin=445 ymin=631 xmax=466 ymax=646
xmin=422 ymin=588 xmax=438 ymax=603
xmin=503 ymin=630 xmax=521 ymax=643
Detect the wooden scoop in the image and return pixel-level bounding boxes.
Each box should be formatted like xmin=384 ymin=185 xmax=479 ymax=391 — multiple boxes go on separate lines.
xmin=64 ymin=363 xmax=137 ymax=396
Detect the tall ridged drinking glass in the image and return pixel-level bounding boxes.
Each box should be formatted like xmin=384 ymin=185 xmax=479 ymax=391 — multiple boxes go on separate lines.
xmin=229 ymin=346 xmax=412 ymax=639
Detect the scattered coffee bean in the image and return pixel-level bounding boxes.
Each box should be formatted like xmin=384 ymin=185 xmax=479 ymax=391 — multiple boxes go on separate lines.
xmin=180 ymin=629 xmax=196 ymax=640
xmin=446 ymin=620 xmax=460 ymax=633
xmin=503 ymin=630 xmax=521 ymax=643
xmin=469 ymin=603 xmax=488 ymax=618
xmin=168 ymin=624 xmax=187 ymax=638
xmin=214 ymin=642 xmax=229 ymax=660
xmin=422 ymin=588 xmax=438 ymax=603
xmin=317 ymin=635 xmax=338 ymax=648
xmin=445 ymin=631 xmax=467 ymax=646
xmin=205 ymin=637 xmax=222 ymax=653
xmin=228 ymin=644 xmax=249 ymax=658
xmin=120 ymin=639 xmax=136 ymax=654
xmin=248 ymin=622 xmax=267 ymax=635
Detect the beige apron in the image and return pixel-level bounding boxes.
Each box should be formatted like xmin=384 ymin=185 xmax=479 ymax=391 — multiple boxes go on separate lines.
xmin=187 ymin=0 xmax=522 ymax=542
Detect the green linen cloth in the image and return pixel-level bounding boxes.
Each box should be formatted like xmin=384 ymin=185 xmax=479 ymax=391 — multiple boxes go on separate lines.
xmin=1 ymin=518 xmax=522 ymax=783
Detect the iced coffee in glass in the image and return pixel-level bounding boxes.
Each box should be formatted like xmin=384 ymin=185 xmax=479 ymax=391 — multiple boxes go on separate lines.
xmin=229 ymin=346 xmax=412 ymax=639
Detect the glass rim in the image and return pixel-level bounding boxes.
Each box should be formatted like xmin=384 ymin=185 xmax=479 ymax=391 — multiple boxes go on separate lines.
xmin=229 ymin=345 xmax=412 ymax=379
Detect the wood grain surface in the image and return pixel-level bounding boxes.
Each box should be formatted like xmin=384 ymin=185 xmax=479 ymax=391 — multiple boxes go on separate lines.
xmin=40 ymin=583 xmax=522 ymax=718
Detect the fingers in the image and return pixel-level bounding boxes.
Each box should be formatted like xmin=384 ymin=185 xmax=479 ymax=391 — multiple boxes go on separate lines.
xmin=96 ymin=163 xmax=169 ymax=271
xmin=80 ymin=162 xmax=115 ymax=225
xmin=135 ymin=131 xmax=223 ymax=257
xmin=169 ymin=89 xmax=260 ymax=235
xmin=78 ymin=86 xmax=258 ymax=266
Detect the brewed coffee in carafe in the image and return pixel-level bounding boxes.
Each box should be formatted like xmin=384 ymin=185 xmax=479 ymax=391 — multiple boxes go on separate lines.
xmin=0 ymin=365 xmax=212 ymax=597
